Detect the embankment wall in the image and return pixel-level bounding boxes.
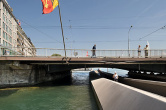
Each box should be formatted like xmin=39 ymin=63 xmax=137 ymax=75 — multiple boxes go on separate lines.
xmin=99 ymin=71 xmax=166 ymax=97
xmin=0 ymin=61 xmax=71 ymax=88
xmin=91 ymin=78 xmax=166 ymax=110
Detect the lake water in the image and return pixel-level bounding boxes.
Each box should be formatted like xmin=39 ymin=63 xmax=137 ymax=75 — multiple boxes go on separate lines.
xmin=0 ymin=72 xmax=99 ymax=110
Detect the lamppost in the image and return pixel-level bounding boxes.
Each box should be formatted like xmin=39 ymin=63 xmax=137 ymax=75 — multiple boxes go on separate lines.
xmin=128 ymin=25 xmax=132 ymax=57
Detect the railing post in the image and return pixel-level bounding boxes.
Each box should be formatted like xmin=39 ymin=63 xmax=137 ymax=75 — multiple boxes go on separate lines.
xmin=82 ymin=50 xmax=83 ymax=57
xmin=46 ymin=48 xmax=47 ymax=57
xmin=71 ymin=49 xmax=72 ymax=57
xmin=99 ymin=50 xmax=100 ymax=57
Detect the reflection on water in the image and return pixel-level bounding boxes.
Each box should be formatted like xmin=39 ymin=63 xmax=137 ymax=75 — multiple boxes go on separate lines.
xmin=72 ymin=71 xmax=90 ymax=85
xmin=0 ymin=89 xmax=18 ymax=97
xmin=0 ymin=72 xmax=98 ymax=110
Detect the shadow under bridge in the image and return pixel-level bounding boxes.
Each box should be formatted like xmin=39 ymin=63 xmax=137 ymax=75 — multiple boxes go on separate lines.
xmin=19 ymin=57 xmax=166 ymax=74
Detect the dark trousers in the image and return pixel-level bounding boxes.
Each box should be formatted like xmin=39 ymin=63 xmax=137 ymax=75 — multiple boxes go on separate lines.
xmin=92 ymin=50 xmax=96 ymax=57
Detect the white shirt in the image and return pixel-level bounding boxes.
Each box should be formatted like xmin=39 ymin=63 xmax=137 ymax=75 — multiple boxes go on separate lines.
xmin=114 ymin=74 xmax=118 ymax=79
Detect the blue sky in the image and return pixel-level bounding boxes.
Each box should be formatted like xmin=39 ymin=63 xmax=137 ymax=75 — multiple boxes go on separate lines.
xmin=7 ymin=0 xmax=166 ymax=50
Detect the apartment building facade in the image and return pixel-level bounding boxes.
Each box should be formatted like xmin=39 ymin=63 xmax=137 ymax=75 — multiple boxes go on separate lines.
xmin=0 ymin=0 xmax=36 ymax=56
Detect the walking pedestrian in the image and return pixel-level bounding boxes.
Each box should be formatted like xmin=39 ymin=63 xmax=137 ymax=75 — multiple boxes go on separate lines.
xmin=91 ymin=44 xmax=96 ymax=58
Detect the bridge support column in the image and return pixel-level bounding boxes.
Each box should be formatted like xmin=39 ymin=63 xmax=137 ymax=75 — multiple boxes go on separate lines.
xmin=143 ymin=71 xmax=147 ymax=74
xmin=128 ymin=70 xmax=132 ymax=74
xmin=150 ymin=72 xmax=154 ymax=75
xmin=138 ymin=71 xmax=142 ymax=74
xmin=133 ymin=70 xmax=137 ymax=74
xmin=159 ymin=72 xmax=163 ymax=75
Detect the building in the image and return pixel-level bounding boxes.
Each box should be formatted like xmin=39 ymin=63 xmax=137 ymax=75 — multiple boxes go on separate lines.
xmin=17 ymin=24 xmax=36 ymax=56
xmin=0 ymin=0 xmax=36 ymax=56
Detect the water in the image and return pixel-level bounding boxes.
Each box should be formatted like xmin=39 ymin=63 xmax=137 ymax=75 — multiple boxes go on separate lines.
xmin=0 ymin=72 xmax=99 ymax=110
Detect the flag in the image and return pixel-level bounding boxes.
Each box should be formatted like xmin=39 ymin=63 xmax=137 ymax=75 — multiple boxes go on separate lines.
xmin=52 ymin=0 xmax=59 ymax=9
xmin=41 ymin=0 xmax=59 ymax=14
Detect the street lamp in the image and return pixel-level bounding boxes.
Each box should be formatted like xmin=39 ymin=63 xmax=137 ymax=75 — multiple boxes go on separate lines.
xmin=128 ymin=25 xmax=132 ymax=57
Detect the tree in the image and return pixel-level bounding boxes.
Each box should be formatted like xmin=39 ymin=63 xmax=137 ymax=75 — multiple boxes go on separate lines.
xmin=51 ymin=53 xmax=61 ymax=56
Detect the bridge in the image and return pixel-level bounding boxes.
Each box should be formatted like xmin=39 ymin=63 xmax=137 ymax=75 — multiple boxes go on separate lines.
xmin=1 ymin=47 xmax=166 ymax=88
xmin=1 ymin=47 xmax=166 ymax=73
xmin=1 ymin=48 xmax=166 ymax=109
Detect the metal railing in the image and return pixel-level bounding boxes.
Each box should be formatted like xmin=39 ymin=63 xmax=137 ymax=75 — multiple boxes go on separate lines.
xmin=0 ymin=47 xmax=166 ymax=58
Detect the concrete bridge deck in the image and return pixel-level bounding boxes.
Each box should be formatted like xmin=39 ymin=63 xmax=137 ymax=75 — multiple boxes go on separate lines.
xmin=1 ymin=56 xmax=166 ymax=73
xmin=1 ymin=56 xmax=165 ymax=78
xmin=1 ymin=56 xmax=166 ymax=64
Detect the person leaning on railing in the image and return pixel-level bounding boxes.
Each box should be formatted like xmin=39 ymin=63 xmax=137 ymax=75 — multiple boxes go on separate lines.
xmin=144 ymin=45 xmax=148 ymax=58
xmin=138 ymin=45 xmax=141 ymax=58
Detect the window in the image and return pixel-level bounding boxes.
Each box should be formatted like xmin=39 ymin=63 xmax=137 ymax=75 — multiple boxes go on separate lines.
xmin=9 ymin=21 xmax=11 ymax=27
xmin=6 ymin=10 xmax=8 ymax=17
xmin=6 ymin=25 xmax=8 ymax=32
xmin=6 ymin=34 xmax=8 ymax=41
xmin=3 ymin=40 xmax=5 ymax=45
xmin=3 ymin=22 xmax=5 ymax=30
xmin=3 ymin=5 xmax=5 ymax=12
xmin=6 ymin=18 xmax=8 ymax=24
xmin=10 ymin=37 xmax=12 ymax=43
xmin=9 ymin=29 xmax=11 ymax=35
xmin=9 ymin=36 xmax=11 ymax=43
xmin=3 ymin=13 xmax=5 ymax=21
xmin=3 ymin=31 xmax=5 ymax=39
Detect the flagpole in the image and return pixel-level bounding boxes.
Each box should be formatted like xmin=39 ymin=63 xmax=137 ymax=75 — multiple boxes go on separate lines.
xmin=57 ymin=1 xmax=67 ymax=62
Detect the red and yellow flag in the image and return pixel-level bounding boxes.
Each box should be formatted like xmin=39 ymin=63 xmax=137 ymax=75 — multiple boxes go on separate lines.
xmin=41 ymin=0 xmax=59 ymax=14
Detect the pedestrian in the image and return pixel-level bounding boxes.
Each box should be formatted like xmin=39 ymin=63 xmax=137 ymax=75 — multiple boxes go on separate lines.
xmin=113 ymin=71 xmax=118 ymax=81
xmin=91 ymin=44 xmax=96 ymax=58
xmin=144 ymin=45 xmax=148 ymax=58
xmin=138 ymin=45 xmax=141 ymax=58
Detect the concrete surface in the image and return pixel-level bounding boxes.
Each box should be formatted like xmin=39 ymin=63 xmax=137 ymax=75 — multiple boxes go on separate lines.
xmin=91 ymin=78 xmax=166 ymax=110
xmin=120 ymin=78 xmax=166 ymax=97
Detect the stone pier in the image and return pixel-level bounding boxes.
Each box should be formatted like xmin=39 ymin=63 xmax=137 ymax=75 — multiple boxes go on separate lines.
xmin=0 ymin=61 xmax=71 ymax=88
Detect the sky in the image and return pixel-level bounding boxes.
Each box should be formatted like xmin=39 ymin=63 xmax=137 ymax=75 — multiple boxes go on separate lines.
xmin=6 ymin=0 xmax=166 ymax=50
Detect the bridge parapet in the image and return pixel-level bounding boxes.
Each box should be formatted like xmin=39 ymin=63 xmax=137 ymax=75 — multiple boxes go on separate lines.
xmin=1 ymin=47 xmax=166 ymax=58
